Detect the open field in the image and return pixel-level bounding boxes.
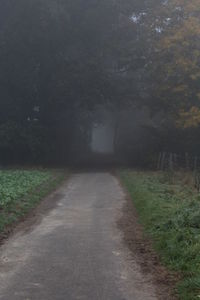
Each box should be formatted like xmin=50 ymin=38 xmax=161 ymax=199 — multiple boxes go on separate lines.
xmin=0 ymin=169 xmax=66 ymax=235
xmin=120 ymin=170 xmax=200 ymax=300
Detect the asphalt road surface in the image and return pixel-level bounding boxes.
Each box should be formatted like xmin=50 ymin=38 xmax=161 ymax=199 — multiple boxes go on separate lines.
xmin=0 ymin=173 xmax=158 ymax=300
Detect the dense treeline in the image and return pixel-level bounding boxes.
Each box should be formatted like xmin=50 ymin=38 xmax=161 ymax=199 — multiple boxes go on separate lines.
xmin=0 ymin=0 xmax=133 ymax=163
xmin=0 ymin=0 xmax=200 ymax=165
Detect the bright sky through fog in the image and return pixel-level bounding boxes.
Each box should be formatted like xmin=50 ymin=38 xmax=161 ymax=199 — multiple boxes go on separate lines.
xmin=91 ymin=123 xmax=114 ymax=154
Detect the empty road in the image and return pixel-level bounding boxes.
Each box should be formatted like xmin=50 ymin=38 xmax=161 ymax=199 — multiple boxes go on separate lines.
xmin=0 ymin=173 xmax=157 ymax=300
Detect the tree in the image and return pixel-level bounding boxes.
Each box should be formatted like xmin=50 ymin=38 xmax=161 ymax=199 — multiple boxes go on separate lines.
xmin=150 ymin=0 xmax=200 ymax=126
xmin=0 ymin=0 xmax=146 ymax=163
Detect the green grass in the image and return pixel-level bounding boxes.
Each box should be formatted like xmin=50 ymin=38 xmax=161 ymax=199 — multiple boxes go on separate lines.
xmin=120 ymin=170 xmax=200 ymax=300
xmin=0 ymin=169 xmax=66 ymax=233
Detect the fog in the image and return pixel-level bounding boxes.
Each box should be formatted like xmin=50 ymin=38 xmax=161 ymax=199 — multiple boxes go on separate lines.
xmin=0 ymin=0 xmax=199 ymax=166
xmin=91 ymin=125 xmax=115 ymax=154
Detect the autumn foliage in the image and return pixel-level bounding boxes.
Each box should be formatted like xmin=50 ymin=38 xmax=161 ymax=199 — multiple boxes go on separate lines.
xmin=155 ymin=0 xmax=200 ymax=128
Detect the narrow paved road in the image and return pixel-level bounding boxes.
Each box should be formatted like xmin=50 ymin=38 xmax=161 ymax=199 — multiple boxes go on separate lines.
xmin=0 ymin=173 xmax=157 ymax=300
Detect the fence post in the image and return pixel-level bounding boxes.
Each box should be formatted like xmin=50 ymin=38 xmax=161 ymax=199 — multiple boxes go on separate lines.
xmin=157 ymin=152 xmax=162 ymax=170
xmin=161 ymin=152 xmax=166 ymax=171
xmin=195 ymin=171 xmax=200 ymax=192
xmin=194 ymin=156 xmax=198 ymax=171
xmin=174 ymin=153 xmax=177 ymax=170
xmin=185 ymin=152 xmax=190 ymax=170
xmin=169 ymin=153 xmax=174 ymax=171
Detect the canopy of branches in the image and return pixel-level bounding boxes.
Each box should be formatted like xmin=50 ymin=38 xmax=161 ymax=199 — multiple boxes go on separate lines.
xmin=0 ymin=0 xmax=200 ymax=164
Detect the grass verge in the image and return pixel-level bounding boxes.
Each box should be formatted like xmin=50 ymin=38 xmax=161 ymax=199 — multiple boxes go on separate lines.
xmin=120 ymin=170 xmax=200 ymax=300
xmin=0 ymin=169 xmax=66 ymax=234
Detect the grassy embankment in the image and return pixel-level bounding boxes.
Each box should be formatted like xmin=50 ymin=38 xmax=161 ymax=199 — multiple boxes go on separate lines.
xmin=0 ymin=169 xmax=66 ymax=233
xmin=120 ymin=170 xmax=200 ymax=300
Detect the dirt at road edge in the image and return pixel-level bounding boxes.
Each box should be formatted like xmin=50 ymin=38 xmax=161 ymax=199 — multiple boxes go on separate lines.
xmin=117 ymin=179 xmax=179 ymax=300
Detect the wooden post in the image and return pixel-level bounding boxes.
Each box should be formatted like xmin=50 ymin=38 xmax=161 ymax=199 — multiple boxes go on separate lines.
xmin=194 ymin=156 xmax=198 ymax=171
xmin=197 ymin=173 xmax=200 ymax=192
xmin=174 ymin=153 xmax=178 ymax=170
xmin=185 ymin=152 xmax=189 ymax=170
xmin=169 ymin=153 xmax=173 ymax=171
xmin=161 ymin=152 xmax=166 ymax=171
xmin=157 ymin=152 xmax=162 ymax=170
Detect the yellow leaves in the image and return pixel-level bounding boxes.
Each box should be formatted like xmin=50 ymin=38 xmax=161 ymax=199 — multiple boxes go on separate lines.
xmin=160 ymin=16 xmax=200 ymax=50
xmin=170 ymin=0 xmax=200 ymax=15
xmin=185 ymin=1 xmax=200 ymax=14
xmin=176 ymin=57 xmax=195 ymax=72
xmin=190 ymin=72 xmax=200 ymax=80
xmin=184 ymin=16 xmax=200 ymax=31
xmin=159 ymin=0 xmax=200 ymax=50
xmin=177 ymin=106 xmax=200 ymax=128
xmin=157 ymin=0 xmax=200 ymax=120
xmin=173 ymin=85 xmax=188 ymax=93
xmin=155 ymin=0 xmax=200 ymax=124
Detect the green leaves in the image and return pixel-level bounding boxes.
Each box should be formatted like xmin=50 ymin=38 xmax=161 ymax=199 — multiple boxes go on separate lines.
xmin=0 ymin=169 xmax=65 ymax=234
xmin=0 ymin=170 xmax=51 ymax=207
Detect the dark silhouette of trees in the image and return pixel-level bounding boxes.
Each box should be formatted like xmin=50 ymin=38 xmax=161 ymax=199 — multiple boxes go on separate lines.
xmin=1 ymin=0 xmax=200 ymax=165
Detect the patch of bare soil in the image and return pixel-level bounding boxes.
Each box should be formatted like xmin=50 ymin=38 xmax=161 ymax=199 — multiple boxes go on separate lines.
xmin=117 ymin=181 xmax=179 ymax=300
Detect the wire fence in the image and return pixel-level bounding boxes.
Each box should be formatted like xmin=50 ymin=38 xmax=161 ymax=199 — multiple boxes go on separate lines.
xmin=157 ymin=152 xmax=200 ymax=191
